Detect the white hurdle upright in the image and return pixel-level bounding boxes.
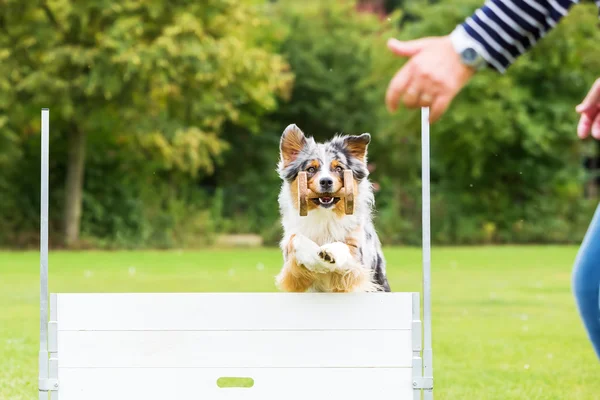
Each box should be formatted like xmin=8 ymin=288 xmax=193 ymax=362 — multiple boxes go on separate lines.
xmin=421 ymin=107 xmax=434 ymax=400
xmin=38 ymin=108 xmax=434 ymax=400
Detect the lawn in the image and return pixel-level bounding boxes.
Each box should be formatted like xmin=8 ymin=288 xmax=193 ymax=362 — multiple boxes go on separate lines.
xmin=1 ymin=246 xmax=598 ymax=399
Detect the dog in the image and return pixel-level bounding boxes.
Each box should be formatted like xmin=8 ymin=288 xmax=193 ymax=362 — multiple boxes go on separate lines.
xmin=275 ymin=123 xmax=391 ymax=293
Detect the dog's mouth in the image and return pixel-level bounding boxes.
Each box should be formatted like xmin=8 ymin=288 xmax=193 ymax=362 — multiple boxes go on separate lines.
xmin=312 ymin=196 xmax=341 ymax=209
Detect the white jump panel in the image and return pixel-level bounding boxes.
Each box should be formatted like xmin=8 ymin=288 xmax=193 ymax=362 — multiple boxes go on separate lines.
xmin=56 ymin=292 xmax=413 ymax=330
xmin=59 ymin=368 xmax=414 ymax=400
xmin=59 ymin=330 xmax=412 ymax=368
xmin=54 ymin=293 xmax=418 ymax=400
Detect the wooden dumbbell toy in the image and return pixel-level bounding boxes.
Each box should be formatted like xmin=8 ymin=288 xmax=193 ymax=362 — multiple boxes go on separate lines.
xmin=297 ymin=170 xmax=354 ymax=217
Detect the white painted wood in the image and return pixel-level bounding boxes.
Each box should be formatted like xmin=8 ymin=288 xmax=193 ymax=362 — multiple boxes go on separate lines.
xmin=56 ymin=293 xmax=414 ymax=331
xmin=58 ymin=367 xmax=413 ymax=400
xmin=49 ymin=294 xmax=58 ymax=400
xmin=412 ymin=292 xmax=422 ymax=400
xmin=55 ymin=292 xmax=418 ymax=398
xmin=49 ymin=357 xmax=58 ymax=400
xmin=58 ymin=330 xmax=412 ymax=368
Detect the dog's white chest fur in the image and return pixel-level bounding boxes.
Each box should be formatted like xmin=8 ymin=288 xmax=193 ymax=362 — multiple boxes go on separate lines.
xmin=278 ymin=182 xmax=363 ymax=246
xmin=286 ymin=207 xmax=358 ymax=245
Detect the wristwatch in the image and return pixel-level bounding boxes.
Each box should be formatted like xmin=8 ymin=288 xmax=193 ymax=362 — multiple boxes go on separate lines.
xmin=449 ymin=26 xmax=488 ymax=71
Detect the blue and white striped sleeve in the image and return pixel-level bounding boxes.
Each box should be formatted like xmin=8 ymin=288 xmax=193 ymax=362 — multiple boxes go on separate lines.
xmin=454 ymin=0 xmax=583 ymax=73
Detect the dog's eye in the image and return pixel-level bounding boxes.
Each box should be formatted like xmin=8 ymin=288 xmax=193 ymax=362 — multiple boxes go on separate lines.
xmin=307 ymin=167 xmax=316 ymax=174
xmin=335 ymin=166 xmax=343 ymax=173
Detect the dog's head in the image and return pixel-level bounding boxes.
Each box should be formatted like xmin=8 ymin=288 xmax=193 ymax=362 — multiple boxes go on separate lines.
xmin=277 ymin=124 xmax=371 ymax=214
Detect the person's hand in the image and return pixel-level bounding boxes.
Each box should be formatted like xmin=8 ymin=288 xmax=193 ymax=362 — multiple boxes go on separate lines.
xmin=576 ymin=78 xmax=600 ymax=140
xmin=385 ymin=36 xmax=476 ymax=123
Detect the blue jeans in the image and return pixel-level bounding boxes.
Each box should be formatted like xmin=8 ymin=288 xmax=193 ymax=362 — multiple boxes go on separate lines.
xmin=572 ymin=203 xmax=600 ymax=360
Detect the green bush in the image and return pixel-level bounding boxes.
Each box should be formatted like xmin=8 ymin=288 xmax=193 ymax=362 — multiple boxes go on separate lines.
xmin=368 ymin=0 xmax=600 ymax=245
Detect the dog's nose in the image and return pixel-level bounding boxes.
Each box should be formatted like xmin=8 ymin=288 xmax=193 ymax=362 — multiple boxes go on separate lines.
xmin=319 ymin=177 xmax=333 ymax=190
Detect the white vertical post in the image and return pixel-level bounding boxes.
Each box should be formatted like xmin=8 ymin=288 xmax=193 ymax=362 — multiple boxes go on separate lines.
xmin=49 ymin=294 xmax=59 ymax=399
xmin=421 ymin=107 xmax=433 ymax=399
xmin=39 ymin=108 xmax=49 ymax=400
xmin=412 ymin=292 xmax=423 ymax=400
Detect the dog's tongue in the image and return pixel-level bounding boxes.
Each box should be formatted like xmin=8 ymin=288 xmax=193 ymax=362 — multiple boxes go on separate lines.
xmin=320 ymin=197 xmax=333 ymax=204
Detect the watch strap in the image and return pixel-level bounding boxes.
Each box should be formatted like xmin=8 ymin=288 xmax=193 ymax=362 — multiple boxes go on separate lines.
xmin=449 ymin=25 xmax=489 ymax=71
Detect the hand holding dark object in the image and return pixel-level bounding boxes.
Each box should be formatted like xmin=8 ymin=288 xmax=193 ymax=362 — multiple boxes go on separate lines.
xmin=577 ymin=78 xmax=600 ymax=140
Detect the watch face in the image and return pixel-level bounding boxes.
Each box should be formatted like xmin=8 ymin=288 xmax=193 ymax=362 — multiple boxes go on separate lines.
xmin=462 ymin=48 xmax=477 ymax=63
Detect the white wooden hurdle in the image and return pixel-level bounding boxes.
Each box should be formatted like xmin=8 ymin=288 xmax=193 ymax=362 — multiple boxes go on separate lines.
xmin=38 ymin=108 xmax=434 ymax=399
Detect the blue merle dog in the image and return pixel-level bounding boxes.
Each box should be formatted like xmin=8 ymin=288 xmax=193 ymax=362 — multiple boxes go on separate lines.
xmin=275 ymin=124 xmax=391 ymax=293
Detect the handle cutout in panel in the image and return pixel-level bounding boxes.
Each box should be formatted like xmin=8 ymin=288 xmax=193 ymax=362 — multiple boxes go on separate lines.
xmin=217 ymin=377 xmax=255 ymax=388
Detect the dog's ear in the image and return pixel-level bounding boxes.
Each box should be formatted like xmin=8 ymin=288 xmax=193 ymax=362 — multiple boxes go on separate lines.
xmin=280 ymin=124 xmax=307 ymax=167
xmin=343 ymin=133 xmax=371 ymax=162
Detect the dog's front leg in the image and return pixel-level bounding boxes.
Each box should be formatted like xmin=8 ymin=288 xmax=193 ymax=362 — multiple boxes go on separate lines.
xmin=276 ymin=234 xmax=330 ymax=292
xmin=293 ymin=234 xmax=332 ymax=273
xmin=318 ymin=242 xmax=375 ymax=292
xmin=318 ymin=242 xmax=360 ymax=271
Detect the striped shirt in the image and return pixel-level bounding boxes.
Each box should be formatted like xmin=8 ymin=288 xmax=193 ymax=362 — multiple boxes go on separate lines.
xmin=458 ymin=0 xmax=600 ymax=72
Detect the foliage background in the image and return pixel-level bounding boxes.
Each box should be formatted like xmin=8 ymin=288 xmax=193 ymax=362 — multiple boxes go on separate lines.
xmin=1 ymin=0 xmax=599 ymax=249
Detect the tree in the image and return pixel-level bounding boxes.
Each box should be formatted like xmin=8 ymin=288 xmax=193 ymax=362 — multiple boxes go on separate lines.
xmin=0 ymin=0 xmax=292 ymax=246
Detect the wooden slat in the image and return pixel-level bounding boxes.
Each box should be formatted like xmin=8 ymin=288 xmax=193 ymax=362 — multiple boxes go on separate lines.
xmin=58 ymin=367 xmax=413 ymax=400
xmin=56 ymin=293 xmax=414 ymax=331
xmin=58 ymin=330 xmax=412 ymax=368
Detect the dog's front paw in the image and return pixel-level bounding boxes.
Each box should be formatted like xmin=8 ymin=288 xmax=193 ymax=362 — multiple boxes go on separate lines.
xmin=318 ymin=242 xmax=350 ymax=270
xmin=318 ymin=249 xmax=336 ymax=264
xmin=293 ymin=235 xmax=330 ymax=273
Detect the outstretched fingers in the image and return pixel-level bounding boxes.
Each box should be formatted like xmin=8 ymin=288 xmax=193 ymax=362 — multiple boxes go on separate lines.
xmin=576 ymin=79 xmax=600 ymax=113
xmin=386 ymin=63 xmax=413 ymax=112
xmin=592 ymin=113 xmax=600 ymax=139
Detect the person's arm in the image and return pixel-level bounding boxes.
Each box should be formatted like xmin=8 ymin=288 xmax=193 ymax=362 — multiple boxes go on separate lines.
xmin=452 ymin=0 xmax=579 ymax=73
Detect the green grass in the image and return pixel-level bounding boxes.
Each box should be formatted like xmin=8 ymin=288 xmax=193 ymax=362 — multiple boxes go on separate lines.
xmin=1 ymin=246 xmax=599 ymax=399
